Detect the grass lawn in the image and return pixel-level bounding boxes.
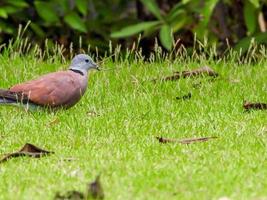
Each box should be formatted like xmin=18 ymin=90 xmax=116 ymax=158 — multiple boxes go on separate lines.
xmin=0 ymin=52 xmax=267 ymax=200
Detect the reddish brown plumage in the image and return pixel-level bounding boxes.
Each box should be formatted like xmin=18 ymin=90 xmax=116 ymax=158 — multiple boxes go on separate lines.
xmin=6 ymin=70 xmax=88 ymax=109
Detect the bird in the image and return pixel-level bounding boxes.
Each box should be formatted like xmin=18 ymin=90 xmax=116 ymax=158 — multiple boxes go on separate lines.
xmin=0 ymin=54 xmax=99 ymax=110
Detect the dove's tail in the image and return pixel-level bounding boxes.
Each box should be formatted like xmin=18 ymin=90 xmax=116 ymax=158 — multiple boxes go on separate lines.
xmin=0 ymin=98 xmax=16 ymax=104
xmin=0 ymin=89 xmax=40 ymax=111
xmin=0 ymin=89 xmax=19 ymax=105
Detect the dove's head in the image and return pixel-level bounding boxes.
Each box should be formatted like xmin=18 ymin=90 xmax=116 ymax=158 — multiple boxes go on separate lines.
xmin=70 ymin=54 xmax=99 ymax=73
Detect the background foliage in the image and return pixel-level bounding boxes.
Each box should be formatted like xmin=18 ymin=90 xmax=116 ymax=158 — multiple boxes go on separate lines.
xmin=0 ymin=0 xmax=267 ymax=55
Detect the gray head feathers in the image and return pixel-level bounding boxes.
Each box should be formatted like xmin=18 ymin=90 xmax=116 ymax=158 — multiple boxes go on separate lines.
xmin=70 ymin=54 xmax=99 ymax=72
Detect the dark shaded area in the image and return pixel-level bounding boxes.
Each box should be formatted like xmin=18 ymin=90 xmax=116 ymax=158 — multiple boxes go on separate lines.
xmin=0 ymin=0 xmax=267 ymax=56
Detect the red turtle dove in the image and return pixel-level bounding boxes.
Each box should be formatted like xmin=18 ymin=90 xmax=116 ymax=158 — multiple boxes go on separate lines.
xmin=0 ymin=54 xmax=99 ymax=110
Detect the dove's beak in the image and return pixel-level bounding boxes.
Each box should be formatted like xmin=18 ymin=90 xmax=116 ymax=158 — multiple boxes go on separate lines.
xmin=96 ymin=65 xmax=101 ymax=71
xmin=92 ymin=62 xmax=100 ymax=71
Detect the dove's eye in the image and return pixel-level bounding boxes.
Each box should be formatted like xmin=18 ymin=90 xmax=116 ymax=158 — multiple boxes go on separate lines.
xmin=85 ymin=59 xmax=89 ymax=63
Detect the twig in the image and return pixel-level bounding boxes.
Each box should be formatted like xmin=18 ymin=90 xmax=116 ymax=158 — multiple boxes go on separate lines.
xmin=156 ymin=136 xmax=218 ymax=144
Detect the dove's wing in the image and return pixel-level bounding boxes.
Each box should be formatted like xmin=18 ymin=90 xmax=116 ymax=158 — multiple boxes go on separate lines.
xmin=9 ymin=71 xmax=88 ymax=108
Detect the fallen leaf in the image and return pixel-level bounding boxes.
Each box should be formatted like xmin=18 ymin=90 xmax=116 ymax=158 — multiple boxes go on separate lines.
xmin=176 ymin=92 xmax=192 ymax=100
xmin=153 ymin=66 xmax=218 ymax=82
xmin=54 ymin=191 xmax=84 ymax=200
xmin=86 ymin=175 xmax=104 ymax=199
xmin=0 ymin=143 xmax=54 ymax=163
xmin=156 ymin=136 xmax=218 ymax=144
xmin=243 ymin=101 xmax=267 ymax=111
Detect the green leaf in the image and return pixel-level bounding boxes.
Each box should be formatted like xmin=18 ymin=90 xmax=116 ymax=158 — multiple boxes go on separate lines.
xmin=111 ymin=21 xmax=160 ymax=38
xmin=182 ymin=0 xmax=191 ymax=3
xmin=193 ymin=0 xmax=219 ymax=38
xmin=76 ymin=0 xmax=88 ymax=16
xmin=234 ymin=32 xmax=267 ymax=53
xmin=0 ymin=9 xmax=8 ymax=18
xmin=244 ymin=0 xmax=257 ymax=34
xmin=249 ymin=0 xmax=260 ymax=8
xmin=166 ymin=4 xmax=185 ymax=22
xmin=143 ymin=24 xmax=159 ymax=37
xmin=2 ymin=6 xmax=20 ymax=14
xmin=6 ymin=0 xmax=28 ymax=8
xmin=56 ymin=0 xmax=69 ymax=15
xmin=30 ymin=23 xmax=45 ymax=37
xmin=159 ymin=25 xmax=173 ymax=50
xmin=64 ymin=12 xmax=87 ymax=33
xmin=34 ymin=1 xmax=59 ymax=23
xmin=171 ymin=16 xmax=187 ymax=32
xmin=140 ymin=0 xmax=163 ymax=20
xmin=201 ymin=0 xmax=219 ymax=26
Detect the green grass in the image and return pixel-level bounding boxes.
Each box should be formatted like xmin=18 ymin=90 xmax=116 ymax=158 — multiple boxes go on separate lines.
xmin=0 ymin=52 xmax=267 ymax=200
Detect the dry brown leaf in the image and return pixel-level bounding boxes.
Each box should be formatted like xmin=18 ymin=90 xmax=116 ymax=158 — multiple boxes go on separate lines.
xmin=153 ymin=66 xmax=218 ymax=82
xmin=0 ymin=143 xmax=54 ymax=163
xmin=156 ymin=136 xmax=218 ymax=144
xmin=243 ymin=101 xmax=267 ymax=111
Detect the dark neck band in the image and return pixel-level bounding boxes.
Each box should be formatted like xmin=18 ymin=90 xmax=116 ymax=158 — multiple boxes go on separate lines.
xmin=69 ymin=69 xmax=84 ymax=76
